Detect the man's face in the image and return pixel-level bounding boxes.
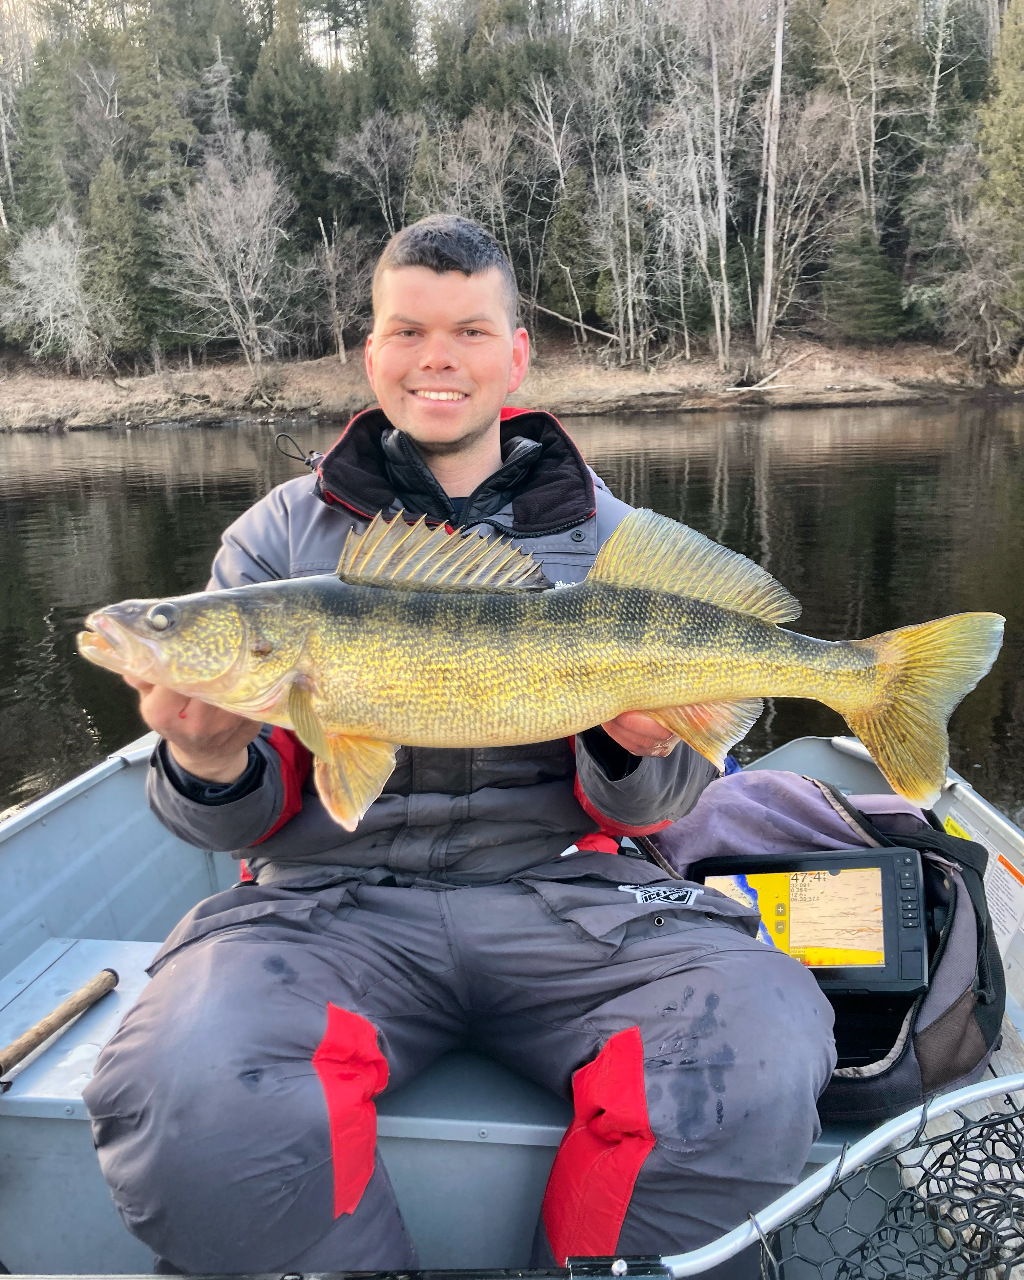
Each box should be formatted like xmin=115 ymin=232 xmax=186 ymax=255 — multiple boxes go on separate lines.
xmin=364 ymin=266 xmax=530 ymax=457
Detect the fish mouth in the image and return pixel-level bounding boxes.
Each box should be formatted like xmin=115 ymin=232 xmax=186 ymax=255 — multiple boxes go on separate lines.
xmin=77 ymin=612 xmax=156 ymax=677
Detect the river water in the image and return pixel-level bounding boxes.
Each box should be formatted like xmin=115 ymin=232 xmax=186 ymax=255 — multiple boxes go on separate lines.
xmin=2 ymin=401 xmax=1022 ymax=823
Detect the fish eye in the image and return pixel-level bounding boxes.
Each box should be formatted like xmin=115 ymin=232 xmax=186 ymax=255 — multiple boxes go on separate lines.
xmin=146 ymin=603 xmax=179 ymax=632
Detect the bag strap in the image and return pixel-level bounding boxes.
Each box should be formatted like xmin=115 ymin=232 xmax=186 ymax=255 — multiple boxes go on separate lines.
xmin=815 ymin=780 xmax=1000 ymax=1008
xmin=812 ymin=779 xmax=990 ymax=873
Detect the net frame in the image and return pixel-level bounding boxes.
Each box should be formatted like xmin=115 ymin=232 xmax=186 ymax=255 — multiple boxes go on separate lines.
xmin=662 ymin=1073 xmax=1024 ymax=1279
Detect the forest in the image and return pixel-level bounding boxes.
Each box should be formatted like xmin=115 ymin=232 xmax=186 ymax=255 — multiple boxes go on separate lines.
xmin=1 ymin=0 xmax=1024 ymax=378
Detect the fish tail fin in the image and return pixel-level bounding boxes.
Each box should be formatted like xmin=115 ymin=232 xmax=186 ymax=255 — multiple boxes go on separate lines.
xmin=846 ymin=612 xmax=1004 ymax=807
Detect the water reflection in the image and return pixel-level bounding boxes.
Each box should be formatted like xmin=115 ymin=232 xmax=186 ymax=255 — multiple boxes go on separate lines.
xmin=1 ymin=404 xmax=1021 ymax=823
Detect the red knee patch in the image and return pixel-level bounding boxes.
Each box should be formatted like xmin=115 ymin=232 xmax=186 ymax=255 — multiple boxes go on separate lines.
xmin=312 ymin=1004 xmax=389 ymax=1217
xmin=542 ymin=1026 xmax=656 ymax=1263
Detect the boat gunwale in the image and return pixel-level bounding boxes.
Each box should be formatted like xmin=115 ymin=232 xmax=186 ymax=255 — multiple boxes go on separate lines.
xmin=0 ymin=734 xmax=158 ymax=848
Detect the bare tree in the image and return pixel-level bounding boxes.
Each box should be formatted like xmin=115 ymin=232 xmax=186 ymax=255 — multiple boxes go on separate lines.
xmin=202 ymin=38 xmax=234 ymax=137
xmin=905 ymin=137 xmax=1024 ymax=364
xmin=66 ymin=63 xmax=132 ymax=190
xmin=329 ymin=110 xmax=421 ymax=236
xmin=767 ymin=91 xmax=859 ymax=334
xmin=568 ymin=24 xmax=654 ymax=366
xmin=522 ymin=77 xmax=576 ymax=192
xmin=754 ymin=0 xmax=785 ymax=361
xmin=813 ymin=0 xmax=924 ymax=236
xmin=0 ymin=0 xmax=36 ymax=228
xmin=314 ymin=215 xmax=375 ymax=364
xmin=159 ymin=131 xmax=299 ymax=372
xmin=0 ymin=215 xmax=121 ymax=370
xmin=647 ymin=90 xmax=729 ymax=367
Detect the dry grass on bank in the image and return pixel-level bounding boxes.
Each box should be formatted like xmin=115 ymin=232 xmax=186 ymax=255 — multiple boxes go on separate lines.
xmin=0 ymin=336 xmax=993 ymax=432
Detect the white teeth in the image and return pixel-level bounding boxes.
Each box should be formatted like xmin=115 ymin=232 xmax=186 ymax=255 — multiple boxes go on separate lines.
xmin=414 ymin=390 xmax=466 ymax=401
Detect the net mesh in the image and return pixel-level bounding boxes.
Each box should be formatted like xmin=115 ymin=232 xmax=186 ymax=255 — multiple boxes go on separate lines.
xmin=759 ymin=1091 xmax=1024 ymax=1280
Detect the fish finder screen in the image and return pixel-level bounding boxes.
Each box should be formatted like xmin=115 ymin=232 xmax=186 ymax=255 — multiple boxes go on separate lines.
xmin=705 ymin=868 xmax=886 ymax=968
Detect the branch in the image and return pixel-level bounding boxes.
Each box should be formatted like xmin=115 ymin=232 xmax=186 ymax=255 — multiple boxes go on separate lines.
xmin=533 ymin=301 xmax=615 ymax=340
xmin=720 ymin=349 xmax=811 ymax=392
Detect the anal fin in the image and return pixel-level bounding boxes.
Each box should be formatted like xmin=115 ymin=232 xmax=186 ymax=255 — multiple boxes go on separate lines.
xmin=315 ymin=735 xmax=398 ymax=831
xmin=651 ymin=698 xmax=764 ymax=770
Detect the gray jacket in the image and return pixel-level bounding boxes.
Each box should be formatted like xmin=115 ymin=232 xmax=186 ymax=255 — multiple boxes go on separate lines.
xmin=148 ymin=408 xmax=717 ymax=886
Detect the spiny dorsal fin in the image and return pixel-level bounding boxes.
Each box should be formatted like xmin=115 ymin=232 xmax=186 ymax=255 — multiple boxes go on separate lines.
xmin=336 ymin=511 xmax=551 ymax=593
xmin=588 ymin=509 xmax=801 ymax=624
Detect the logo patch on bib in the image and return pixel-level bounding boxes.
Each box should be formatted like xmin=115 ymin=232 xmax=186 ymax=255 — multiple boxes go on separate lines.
xmin=617 ymin=885 xmax=704 ymax=906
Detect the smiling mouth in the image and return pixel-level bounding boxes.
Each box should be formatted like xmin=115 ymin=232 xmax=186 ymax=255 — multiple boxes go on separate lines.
xmin=410 ymin=390 xmax=469 ymax=401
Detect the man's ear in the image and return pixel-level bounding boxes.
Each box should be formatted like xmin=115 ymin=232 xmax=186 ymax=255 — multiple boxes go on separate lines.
xmin=506 ymin=326 xmax=530 ymax=395
xmin=363 ymin=332 xmax=375 ymax=391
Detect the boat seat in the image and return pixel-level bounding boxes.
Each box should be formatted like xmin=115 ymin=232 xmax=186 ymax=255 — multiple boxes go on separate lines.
xmin=0 ymin=937 xmax=161 ymax=1274
xmin=0 ymin=936 xmax=866 ymax=1273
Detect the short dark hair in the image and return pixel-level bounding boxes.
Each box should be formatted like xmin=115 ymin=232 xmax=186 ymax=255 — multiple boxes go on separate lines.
xmin=373 ymin=214 xmax=519 ymax=328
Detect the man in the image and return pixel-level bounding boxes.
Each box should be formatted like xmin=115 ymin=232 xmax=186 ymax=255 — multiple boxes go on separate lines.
xmin=84 ymin=215 xmax=836 ymax=1276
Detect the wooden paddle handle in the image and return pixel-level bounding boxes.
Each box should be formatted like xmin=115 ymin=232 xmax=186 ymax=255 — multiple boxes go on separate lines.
xmin=0 ymin=968 xmax=119 ymax=1078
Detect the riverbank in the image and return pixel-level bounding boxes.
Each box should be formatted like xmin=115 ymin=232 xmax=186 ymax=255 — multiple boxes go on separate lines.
xmin=0 ymin=338 xmax=1011 ymax=431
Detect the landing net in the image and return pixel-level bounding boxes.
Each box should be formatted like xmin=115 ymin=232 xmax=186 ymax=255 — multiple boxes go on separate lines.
xmin=759 ymin=1090 xmax=1024 ymax=1279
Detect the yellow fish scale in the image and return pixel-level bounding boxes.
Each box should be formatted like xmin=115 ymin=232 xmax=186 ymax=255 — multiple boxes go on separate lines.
xmin=298 ymin=582 xmax=882 ymax=747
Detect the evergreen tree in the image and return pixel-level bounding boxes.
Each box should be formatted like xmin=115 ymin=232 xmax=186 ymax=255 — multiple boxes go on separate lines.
xmin=363 ymin=0 xmax=419 ymax=115
xmin=12 ymin=41 xmax=73 ymax=229
xmin=210 ymin=0 xmax=266 ymax=97
xmin=84 ymin=156 xmax=152 ymax=356
xmin=822 ymin=228 xmax=905 ymax=342
xmin=114 ymin=4 xmax=198 ymax=196
xmin=979 ymin=0 xmax=1024 ymax=215
xmin=540 ymin=166 xmax=597 ymax=321
xmin=245 ymin=11 xmax=341 ymax=243
xmin=426 ymin=0 xmax=565 ymax=117
xmin=337 ymin=0 xmax=420 ymax=124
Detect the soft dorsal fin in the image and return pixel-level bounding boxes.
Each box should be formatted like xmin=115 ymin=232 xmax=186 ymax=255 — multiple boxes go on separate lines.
xmin=588 ymin=509 xmax=801 ymax=624
xmin=336 ymin=511 xmax=551 ymax=592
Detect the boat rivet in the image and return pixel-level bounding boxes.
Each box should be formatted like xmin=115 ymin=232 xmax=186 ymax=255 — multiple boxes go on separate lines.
xmin=64 ymin=1105 xmax=74 ymax=1116
xmin=478 ymin=1128 xmax=488 ymax=1138
xmin=571 ymin=529 xmax=585 ymax=542
xmin=612 ymin=1260 xmax=628 ymax=1276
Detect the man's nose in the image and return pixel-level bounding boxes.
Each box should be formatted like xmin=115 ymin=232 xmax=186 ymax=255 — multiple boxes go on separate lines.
xmin=418 ymin=333 xmax=459 ymax=369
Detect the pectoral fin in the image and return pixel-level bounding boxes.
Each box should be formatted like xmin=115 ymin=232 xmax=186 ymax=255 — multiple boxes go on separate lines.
xmin=314 ymin=736 xmax=398 ymax=831
xmin=288 ymin=681 xmax=331 ymax=758
xmin=288 ymin=681 xmax=398 ymax=830
xmin=651 ymin=698 xmax=764 ymax=770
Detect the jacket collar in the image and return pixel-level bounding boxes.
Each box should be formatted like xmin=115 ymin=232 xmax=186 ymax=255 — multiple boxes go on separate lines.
xmin=315 ymin=406 xmax=596 ymax=535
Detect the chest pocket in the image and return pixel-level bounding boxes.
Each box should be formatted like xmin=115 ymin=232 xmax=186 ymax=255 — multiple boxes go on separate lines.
xmin=384 ymin=740 xmax=576 ymax=796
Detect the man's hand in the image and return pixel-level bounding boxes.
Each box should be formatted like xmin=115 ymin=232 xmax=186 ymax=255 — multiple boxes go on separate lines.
xmin=124 ymin=675 xmax=261 ymax=784
xmin=601 ymin=711 xmax=681 ymax=758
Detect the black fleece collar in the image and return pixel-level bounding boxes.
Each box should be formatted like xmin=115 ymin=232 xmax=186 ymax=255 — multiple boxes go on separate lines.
xmin=314 ymin=407 xmax=596 ymax=536
xmin=380 ymin=427 xmax=543 ymax=527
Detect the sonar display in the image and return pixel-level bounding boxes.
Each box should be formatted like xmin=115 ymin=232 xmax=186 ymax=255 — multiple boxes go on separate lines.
xmin=705 ymin=868 xmax=885 ymax=968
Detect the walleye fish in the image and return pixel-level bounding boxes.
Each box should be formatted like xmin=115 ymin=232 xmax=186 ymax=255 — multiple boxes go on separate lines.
xmin=78 ymin=509 xmax=1004 ymax=830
